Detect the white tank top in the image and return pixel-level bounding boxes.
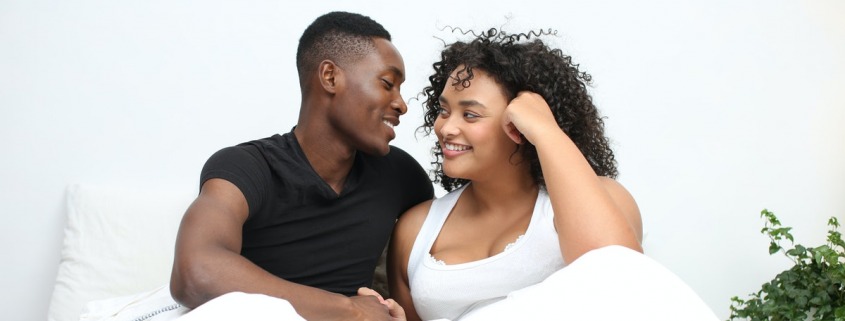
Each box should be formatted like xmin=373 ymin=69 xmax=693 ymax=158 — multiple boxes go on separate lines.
xmin=407 ymin=185 xmax=565 ymax=321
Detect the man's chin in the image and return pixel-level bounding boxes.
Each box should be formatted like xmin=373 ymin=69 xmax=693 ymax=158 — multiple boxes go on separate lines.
xmin=358 ymin=144 xmax=391 ymax=157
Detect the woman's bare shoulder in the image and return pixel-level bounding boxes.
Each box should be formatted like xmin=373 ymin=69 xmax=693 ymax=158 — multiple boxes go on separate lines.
xmin=598 ymin=177 xmax=643 ymax=242
xmin=396 ymin=199 xmax=434 ymax=236
xmin=391 ymin=199 xmax=434 ymax=269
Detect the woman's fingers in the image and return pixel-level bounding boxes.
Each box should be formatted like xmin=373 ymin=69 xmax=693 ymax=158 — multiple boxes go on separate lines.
xmin=385 ymin=298 xmax=407 ymax=321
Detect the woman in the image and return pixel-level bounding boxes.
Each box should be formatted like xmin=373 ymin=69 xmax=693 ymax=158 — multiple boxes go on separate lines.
xmin=382 ymin=29 xmax=644 ymax=321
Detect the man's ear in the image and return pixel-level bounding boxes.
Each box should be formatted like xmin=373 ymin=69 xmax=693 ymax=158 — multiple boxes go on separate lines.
xmin=318 ymin=60 xmax=342 ymax=94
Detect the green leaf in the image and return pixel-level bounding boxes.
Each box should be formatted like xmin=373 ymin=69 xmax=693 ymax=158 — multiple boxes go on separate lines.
xmin=769 ymin=242 xmax=781 ymax=255
xmin=835 ymin=306 xmax=845 ymax=317
xmin=776 ymin=227 xmax=793 ymax=237
xmin=815 ymin=250 xmax=826 ymax=265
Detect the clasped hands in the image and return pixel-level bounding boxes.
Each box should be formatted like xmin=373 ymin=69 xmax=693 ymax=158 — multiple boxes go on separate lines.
xmin=357 ymin=287 xmax=406 ymax=321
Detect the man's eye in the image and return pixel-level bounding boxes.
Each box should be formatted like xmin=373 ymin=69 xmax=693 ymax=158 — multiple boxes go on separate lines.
xmin=382 ymin=79 xmax=394 ymax=89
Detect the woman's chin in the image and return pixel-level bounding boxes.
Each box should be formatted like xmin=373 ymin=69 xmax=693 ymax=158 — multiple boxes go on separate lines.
xmin=443 ymin=169 xmax=470 ymax=181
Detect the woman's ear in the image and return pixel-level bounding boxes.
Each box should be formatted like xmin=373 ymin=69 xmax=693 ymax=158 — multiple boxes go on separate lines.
xmin=318 ymin=60 xmax=341 ymax=94
xmin=503 ymin=122 xmax=524 ymax=145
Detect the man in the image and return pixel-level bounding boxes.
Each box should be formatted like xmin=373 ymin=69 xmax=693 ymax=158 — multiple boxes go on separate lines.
xmin=170 ymin=11 xmax=433 ymax=321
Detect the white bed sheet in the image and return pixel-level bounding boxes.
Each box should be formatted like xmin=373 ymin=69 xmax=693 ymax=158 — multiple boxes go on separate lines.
xmin=79 ymin=246 xmax=718 ymax=321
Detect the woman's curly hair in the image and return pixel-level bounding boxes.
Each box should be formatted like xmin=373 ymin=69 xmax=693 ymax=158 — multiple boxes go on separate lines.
xmin=419 ymin=28 xmax=618 ymax=192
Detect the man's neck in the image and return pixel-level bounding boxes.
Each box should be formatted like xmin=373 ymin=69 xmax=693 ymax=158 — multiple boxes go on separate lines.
xmin=293 ymin=124 xmax=356 ymax=195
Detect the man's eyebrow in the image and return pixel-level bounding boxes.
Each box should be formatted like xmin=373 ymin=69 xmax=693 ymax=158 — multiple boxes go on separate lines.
xmin=438 ymin=95 xmax=487 ymax=108
xmin=388 ymin=66 xmax=404 ymax=80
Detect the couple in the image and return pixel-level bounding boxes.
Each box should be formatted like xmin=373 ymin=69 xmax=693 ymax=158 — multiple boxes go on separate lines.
xmin=170 ymin=11 xmax=715 ymax=321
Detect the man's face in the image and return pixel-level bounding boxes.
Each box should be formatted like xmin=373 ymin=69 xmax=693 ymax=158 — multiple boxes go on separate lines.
xmin=330 ymin=38 xmax=408 ymax=156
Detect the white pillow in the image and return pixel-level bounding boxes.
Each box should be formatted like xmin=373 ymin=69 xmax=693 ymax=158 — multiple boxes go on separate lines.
xmin=48 ymin=184 xmax=196 ymax=321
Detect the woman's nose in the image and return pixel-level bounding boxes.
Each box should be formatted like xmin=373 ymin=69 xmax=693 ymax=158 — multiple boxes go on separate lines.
xmin=437 ymin=115 xmax=459 ymax=138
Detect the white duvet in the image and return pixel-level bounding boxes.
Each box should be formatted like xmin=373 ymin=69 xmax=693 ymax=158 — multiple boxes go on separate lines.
xmin=79 ymin=246 xmax=718 ymax=321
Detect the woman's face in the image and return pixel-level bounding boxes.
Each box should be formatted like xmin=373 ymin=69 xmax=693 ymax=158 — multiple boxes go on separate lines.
xmin=434 ymin=68 xmax=522 ymax=182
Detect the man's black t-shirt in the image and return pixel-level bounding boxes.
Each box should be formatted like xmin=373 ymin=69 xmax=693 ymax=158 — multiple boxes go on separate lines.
xmin=200 ymin=131 xmax=433 ymax=296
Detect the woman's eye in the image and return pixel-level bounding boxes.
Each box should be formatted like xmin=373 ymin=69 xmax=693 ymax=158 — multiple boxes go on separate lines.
xmin=437 ymin=107 xmax=450 ymax=116
xmin=464 ymin=112 xmax=479 ymax=119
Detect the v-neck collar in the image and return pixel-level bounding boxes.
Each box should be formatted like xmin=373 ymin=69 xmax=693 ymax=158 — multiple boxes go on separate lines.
xmin=287 ymin=130 xmax=364 ymax=199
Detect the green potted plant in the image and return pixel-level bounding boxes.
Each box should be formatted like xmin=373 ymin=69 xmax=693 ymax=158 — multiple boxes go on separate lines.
xmin=729 ymin=209 xmax=845 ymax=320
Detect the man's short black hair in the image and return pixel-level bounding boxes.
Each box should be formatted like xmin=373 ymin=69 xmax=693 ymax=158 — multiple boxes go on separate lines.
xmin=296 ymin=11 xmax=392 ymax=83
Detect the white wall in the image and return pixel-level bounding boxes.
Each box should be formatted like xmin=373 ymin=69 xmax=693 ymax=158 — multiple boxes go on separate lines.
xmin=2 ymin=0 xmax=843 ymax=320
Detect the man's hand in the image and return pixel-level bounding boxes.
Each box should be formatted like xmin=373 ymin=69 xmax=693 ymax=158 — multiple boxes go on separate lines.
xmin=358 ymin=287 xmax=407 ymax=321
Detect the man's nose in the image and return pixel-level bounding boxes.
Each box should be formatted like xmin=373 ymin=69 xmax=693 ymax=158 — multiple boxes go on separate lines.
xmin=392 ymin=95 xmax=408 ymax=115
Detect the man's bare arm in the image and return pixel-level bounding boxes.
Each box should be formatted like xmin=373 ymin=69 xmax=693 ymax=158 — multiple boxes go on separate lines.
xmin=170 ymin=178 xmax=390 ymax=321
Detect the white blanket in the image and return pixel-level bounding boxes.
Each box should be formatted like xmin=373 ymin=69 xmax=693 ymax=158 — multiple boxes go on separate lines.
xmin=80 ymin=246 xmax=718 ymax=321
xmin=458 ymin=245 xmax=718 ymax=321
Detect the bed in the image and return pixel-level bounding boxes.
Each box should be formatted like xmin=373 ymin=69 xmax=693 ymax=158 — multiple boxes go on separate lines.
xmin=47 ymin=184 xmax=718 ymax=321
xmin=47 ymin=184 xmax=392 ymax=321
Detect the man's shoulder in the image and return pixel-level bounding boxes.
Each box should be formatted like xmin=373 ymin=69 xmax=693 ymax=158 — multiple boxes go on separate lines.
xmin=362 ymin=145 xmax=425 ymax=174
xmin=377 ymin=146 xmax=434 ymax=198
xmin=235 ymin=133 xmax=288 ymax=151
xmin=385 ymin=145 xmax=415 ymax=160
xmin=215 ymin=133 xmax=296 ymax=161
xmin=203 ymin=135 xmax=287 ymax=174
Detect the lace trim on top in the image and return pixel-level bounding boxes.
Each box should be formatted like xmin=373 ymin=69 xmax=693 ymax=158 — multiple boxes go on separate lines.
xmin=428 ymin=254 xmax=446 ymax=265
xmin=504 ymin=234 xmax=525 ymax=251
xmin=428 ymin=234 xmax=526 ymax=266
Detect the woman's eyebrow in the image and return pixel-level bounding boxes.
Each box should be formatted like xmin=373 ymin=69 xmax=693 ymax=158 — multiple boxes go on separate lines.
xmin=438 ymin=96 xmax=487 ymax=109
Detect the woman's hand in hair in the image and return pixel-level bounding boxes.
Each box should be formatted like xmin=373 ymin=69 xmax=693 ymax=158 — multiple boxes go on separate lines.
xmin=501 ymin=91 xmax=560 ymax=145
